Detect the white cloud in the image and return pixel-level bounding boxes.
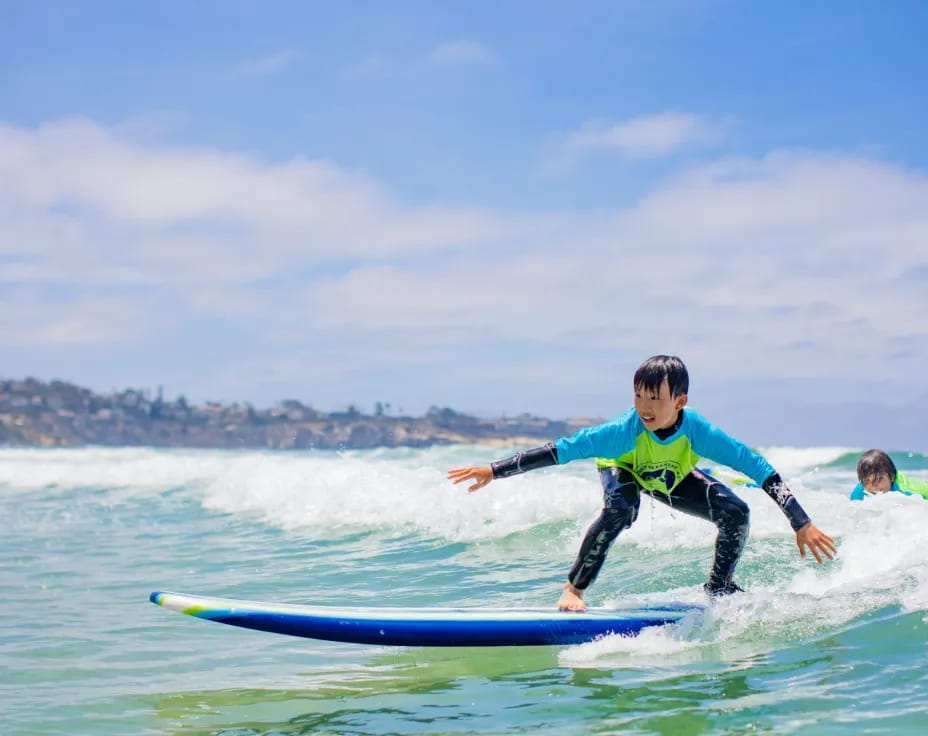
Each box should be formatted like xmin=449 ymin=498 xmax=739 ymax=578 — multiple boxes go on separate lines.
xmin=1 ymin=117 xmax=926 ymax=430
xmin=265 ymin=151 xmax=928 ymax=389
xmin=550 ymin=113 xmax=726 ymax=171
xmin=0 ymin=286 xmax=161 ymax=346
xmin=429 ymin=40 xmax=497 ymax=66
xmin=0 ymin=118 xmax=532 ymax=288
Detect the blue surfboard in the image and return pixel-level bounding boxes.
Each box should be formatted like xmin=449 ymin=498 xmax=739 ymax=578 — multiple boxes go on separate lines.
xmin=150 ymin=591 xmax=702 ymax=646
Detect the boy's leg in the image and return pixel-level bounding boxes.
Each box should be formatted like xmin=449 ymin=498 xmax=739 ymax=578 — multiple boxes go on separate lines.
xmin=647 ymin=469 xmax=750 ymax=596
xmin=561 ymin=468 xmax=641 ymax=608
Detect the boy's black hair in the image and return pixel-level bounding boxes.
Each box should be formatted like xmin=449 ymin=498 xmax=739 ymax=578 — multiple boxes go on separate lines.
xmin=856 ymin=449 xmax=897 ymax=483
xmin=633 ymin=355 xmax=689 ymax=398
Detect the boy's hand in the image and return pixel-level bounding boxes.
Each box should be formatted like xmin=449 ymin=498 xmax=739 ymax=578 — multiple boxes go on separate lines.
xmin=795 ymin=523 xmax=837 ymax=563
xmin=447 ymin=466 xmax=494 ymax=493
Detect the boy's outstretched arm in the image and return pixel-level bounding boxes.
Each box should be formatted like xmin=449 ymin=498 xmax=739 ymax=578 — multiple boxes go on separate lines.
xmin=795 ymin=523 xmax=837 ymax=564
xmin=448 ymin=443 xmax=560 ymax=493
xmin=762 ymin=473 xmax=838 ymax=563
xmin=448 ymin=466 xmax=494 ymax=493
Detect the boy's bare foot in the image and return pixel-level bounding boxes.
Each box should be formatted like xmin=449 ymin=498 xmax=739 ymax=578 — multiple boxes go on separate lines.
xmin=558 ymin=582 xmax=586 ymax=611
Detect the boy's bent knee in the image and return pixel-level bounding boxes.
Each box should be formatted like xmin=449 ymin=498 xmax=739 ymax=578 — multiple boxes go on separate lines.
xmin=601 ymin=505 xmax=636 ymax=532
xmin=713 ymin=492 xmax=749 ymax=525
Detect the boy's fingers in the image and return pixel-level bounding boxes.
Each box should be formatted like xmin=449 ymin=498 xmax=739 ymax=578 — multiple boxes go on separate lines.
xmin=449 ymin=467 xmax=492 ymax=491
xmin=809 ymin=536 xmax=835 ymax=564
xmin=812 ymin=533 xmax=836 ymax=560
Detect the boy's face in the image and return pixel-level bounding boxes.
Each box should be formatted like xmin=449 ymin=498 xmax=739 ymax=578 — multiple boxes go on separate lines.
xmin=634 ymin=378 xmax=687 ymax=431
xmin=862 ymin=474 xmax=893 ymax=493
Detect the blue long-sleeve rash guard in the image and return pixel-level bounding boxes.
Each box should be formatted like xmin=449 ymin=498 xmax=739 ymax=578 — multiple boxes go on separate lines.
xmin=491 ymin=408 xmax=811 ymax=532
xmin=555 ymin=408 xmax=775 ymax=486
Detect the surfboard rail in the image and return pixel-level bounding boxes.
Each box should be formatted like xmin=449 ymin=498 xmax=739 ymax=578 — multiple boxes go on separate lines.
xmin=150 ymin=591 xmax=702 ymax=647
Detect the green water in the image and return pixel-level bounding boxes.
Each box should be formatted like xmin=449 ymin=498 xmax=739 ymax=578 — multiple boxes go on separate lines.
xmin=1 ymin=445 xmax=926 ymax=734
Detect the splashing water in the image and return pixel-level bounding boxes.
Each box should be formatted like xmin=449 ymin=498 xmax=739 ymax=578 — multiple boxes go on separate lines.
xmin=1 ymin=444 xmax=926 ymax=735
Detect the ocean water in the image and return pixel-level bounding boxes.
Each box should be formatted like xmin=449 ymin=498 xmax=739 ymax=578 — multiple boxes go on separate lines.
xmin=2 ymin=444 xmax=927 ymax=735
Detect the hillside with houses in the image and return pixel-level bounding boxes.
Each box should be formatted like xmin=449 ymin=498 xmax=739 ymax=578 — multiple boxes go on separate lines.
xmin=0 ymin=378 xmax=594 ymax=450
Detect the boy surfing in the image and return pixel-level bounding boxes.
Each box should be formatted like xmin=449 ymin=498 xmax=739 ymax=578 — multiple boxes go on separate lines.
xmin=448 ymin=355 xmax=836 ymax=611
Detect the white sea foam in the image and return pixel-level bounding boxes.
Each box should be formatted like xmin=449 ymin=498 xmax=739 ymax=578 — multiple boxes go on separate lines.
xmin=197 ymin=448 xmax=602 ymax=542
xmin=0 ymin=444 xmax=896 ymax=546
xmin=4 ymin=444 xmax=926 ymax=649
xmin=0 ymin=447 xmax=230 ymax=496
xmin=559 ymin=483 xmax=928 ymax=667
xmin=755 ymin=446 xmax=859 ymax=477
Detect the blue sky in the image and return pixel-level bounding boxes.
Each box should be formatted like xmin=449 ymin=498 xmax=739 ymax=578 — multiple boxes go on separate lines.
xmin=1 ymin=0 xmax=927 ymax=448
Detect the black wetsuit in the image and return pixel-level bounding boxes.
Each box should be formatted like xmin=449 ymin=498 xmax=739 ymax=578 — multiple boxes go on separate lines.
xmin=491 ymin=413 xmax=810 ymax=596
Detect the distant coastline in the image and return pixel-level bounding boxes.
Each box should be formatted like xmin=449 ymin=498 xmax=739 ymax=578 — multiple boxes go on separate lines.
xmin=0 ymin=378 xmax=596 ymax=450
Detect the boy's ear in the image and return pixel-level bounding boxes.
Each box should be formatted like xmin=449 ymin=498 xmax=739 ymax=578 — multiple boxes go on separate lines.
xmin=675 ymin=394 xmax=688 ymax=410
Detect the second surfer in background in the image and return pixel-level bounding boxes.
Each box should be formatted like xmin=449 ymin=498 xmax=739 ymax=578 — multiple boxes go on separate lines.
xmin=448 ymin=355 xmax=836 ymax=611
xmin=851 ymin=449 xmax=928 ymax=500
